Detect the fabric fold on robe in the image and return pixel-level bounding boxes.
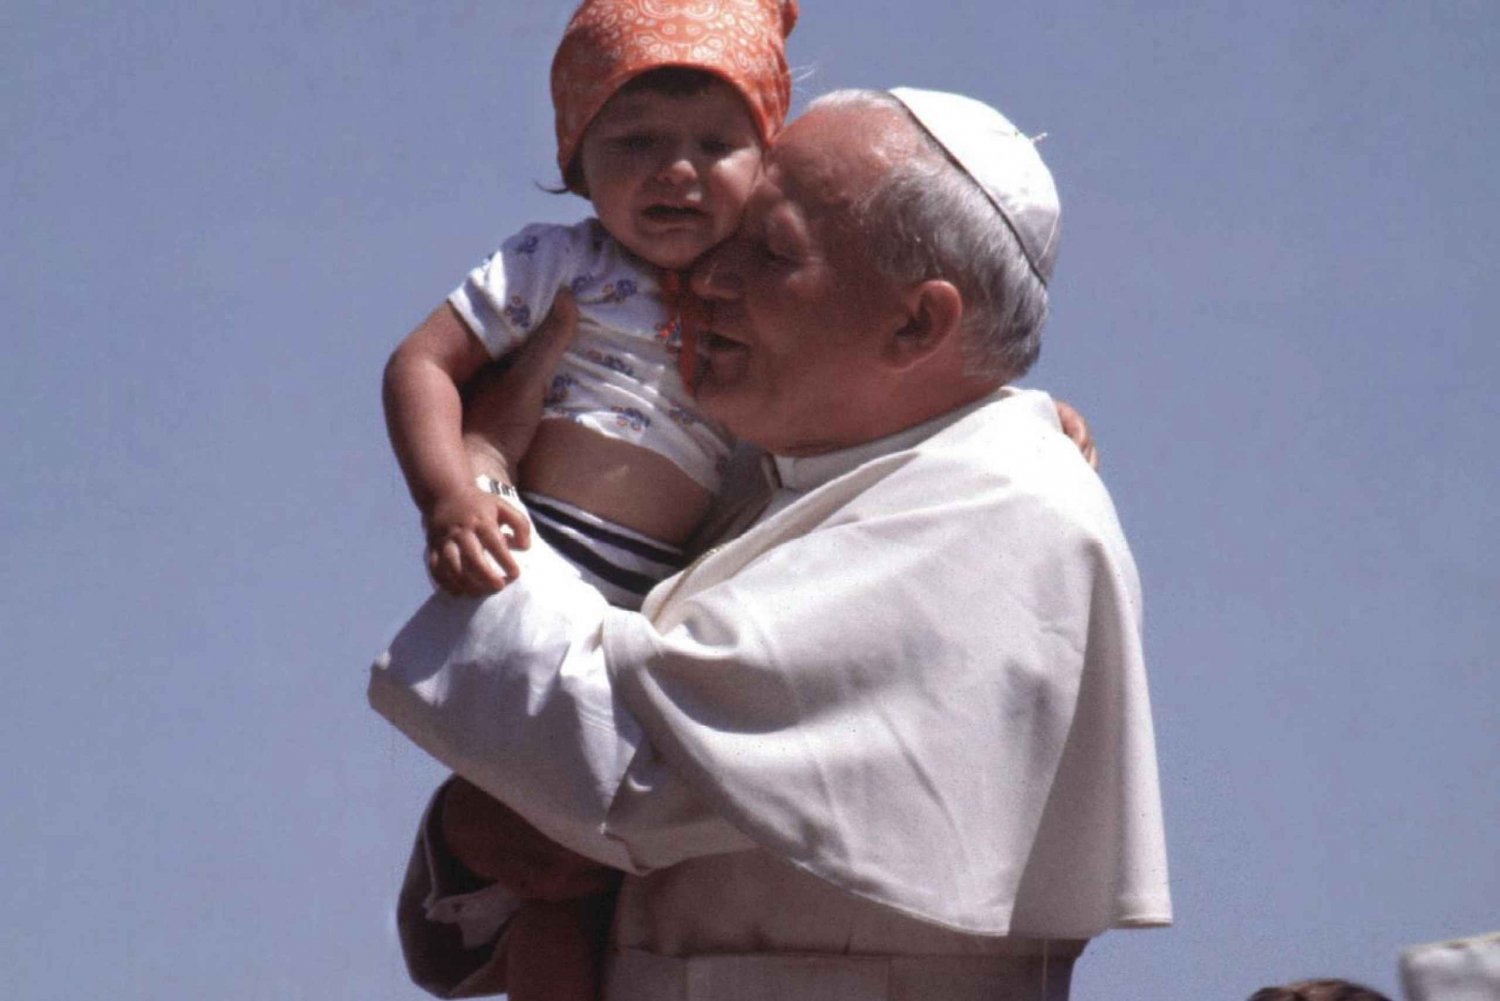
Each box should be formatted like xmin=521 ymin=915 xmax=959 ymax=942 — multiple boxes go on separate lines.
xmin=602 ymin=388 xmax=1170 ymax=936
xmin=371 ymin=387 xmax=1171 ymax=939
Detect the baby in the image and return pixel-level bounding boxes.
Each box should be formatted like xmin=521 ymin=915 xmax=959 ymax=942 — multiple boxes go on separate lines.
xmin=382 ymin=1 xmax=798 ymax=997
xmin=384 ymin=0 xmax=797 ymax=611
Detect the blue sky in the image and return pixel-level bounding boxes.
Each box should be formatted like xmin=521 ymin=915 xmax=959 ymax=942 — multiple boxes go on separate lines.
xmin=3 ymin=3 xmax=1496 ymax=998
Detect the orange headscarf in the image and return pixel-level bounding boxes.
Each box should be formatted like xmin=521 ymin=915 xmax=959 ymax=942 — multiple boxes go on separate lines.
xmin=551 ymin=0 xmax=798 ymax=186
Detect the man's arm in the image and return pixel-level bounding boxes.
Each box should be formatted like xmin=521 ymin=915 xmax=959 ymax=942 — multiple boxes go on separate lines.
xmin=370 ymin=532 xmax=752 ymax=872
xmin=459 ymin=293 xmax=579 ymax=484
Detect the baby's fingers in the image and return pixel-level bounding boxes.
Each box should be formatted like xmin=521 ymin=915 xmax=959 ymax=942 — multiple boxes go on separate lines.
xmin=475 ymin=521 xmax=521 ymax=585
xmin=493 ymin=497 xmax=532 ymax=550
xmin=427 ymin=534 xmax=505 ymax=595
xmin=455 ymin=531 xmax=509 ymax=593
xmin=427 ymin=540 xmax=468 ymax=595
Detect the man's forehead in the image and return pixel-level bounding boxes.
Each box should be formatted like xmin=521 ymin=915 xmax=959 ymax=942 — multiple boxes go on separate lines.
xmin=761 ymin=104 xmax=910 ymax=217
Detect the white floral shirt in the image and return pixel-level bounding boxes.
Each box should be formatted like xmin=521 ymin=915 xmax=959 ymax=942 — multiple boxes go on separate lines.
xmin=449 ymin=218 xmax=733 ymax=491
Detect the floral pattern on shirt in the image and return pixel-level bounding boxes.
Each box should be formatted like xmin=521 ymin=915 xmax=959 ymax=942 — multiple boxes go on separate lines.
xmin=503 ymin=296 xmax=533 ymax=331
xmin=456 ymin=220 xmax=735 ymax=490
xmin=599 ymin=279 xmax=638 ymax=304
xmin=668 ymin=406 xmax=704 ymax=428
xmin=544 ymin=373 xmax=578 ymax=408
xmin=584 ymin=349 xmax=634 ymax=377
xmin=611 ymin=407 xmax=650 ymax=432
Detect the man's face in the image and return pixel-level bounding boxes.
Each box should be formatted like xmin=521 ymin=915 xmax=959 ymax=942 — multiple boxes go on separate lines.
xmin=689 ymin=105 xmax=911 ymax=456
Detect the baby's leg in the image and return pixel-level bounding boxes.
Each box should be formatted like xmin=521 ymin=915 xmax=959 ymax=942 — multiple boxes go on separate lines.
xmin=504 ymin=890 xmax=619 ymax=1001
xmin=440 ymin=778 xmax=621 ymax=1001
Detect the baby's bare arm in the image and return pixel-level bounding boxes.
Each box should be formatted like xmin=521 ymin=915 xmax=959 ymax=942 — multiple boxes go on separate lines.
xmin=384 ymin=304 xmax=531 ymax=594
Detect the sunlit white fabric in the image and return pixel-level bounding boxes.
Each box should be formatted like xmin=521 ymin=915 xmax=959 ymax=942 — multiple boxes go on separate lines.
xmin=371 ymin=386 xmax=1170 ymax=942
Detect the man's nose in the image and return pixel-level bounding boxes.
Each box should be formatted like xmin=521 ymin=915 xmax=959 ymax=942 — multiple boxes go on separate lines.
xmin=691 ymin=242 xmax=740 ymax=301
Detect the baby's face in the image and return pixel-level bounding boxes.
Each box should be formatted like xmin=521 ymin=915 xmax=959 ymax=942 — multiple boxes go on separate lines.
xmin=579 ymin=78 xmax=764 ymax=272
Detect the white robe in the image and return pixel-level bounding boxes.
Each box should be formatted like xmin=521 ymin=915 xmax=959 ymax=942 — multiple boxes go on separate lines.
xmin=370 ymin=387 xmax=1171 ymax=996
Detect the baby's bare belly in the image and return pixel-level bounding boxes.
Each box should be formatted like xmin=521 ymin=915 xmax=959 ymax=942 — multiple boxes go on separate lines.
xmin=519 ymin=419 xmax=713 ymax=546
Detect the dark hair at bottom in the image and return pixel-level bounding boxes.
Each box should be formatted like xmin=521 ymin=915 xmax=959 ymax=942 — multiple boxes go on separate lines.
xmin=555 ymin=66 xmax=727 ymax=193
xmin=1247 ymin=978 xmax=1394 ymax=1001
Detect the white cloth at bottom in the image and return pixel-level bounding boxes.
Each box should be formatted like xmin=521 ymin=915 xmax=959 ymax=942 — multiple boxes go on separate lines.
xmin=402 ymin=790 xmax=1086 ymax=1001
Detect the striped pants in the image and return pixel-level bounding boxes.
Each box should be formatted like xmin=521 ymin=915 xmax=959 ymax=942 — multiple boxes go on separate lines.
xmin=521 ymin=491 xmax=687 ymax=610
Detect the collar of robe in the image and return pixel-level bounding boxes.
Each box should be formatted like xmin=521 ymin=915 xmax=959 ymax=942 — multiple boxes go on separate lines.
xmin=771 ymin=386 xmax=1013 ymax=493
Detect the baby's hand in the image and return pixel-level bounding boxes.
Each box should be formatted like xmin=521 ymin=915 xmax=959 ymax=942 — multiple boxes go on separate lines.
xmin=423 ymin=485 xmax=532 ymax=596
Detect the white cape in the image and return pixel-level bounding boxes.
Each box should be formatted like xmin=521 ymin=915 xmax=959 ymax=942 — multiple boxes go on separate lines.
xmin=372 ymin=388 xmax=1172 ymax=937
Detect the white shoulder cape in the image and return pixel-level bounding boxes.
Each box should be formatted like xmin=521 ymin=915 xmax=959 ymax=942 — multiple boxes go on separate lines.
xmin=371 ymin=389 xmax=1171 ymax=938
xmin=602 ymin=389 xmax=1170 ymax=936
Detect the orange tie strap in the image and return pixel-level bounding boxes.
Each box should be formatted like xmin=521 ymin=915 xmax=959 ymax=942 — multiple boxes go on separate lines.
xmin=657 ymin=270 xmax=706 ymax=394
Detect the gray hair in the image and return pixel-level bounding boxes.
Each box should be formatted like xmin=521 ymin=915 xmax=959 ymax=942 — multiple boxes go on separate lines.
xmin=806 ymin=89 xmax=1049 ymax=381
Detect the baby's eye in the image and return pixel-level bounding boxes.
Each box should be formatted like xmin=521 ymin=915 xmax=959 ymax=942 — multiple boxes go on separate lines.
xmin=700 ymin=137 xmax=734 ymax=157
xmin=611 ymin=133 xmax=657 ymax=153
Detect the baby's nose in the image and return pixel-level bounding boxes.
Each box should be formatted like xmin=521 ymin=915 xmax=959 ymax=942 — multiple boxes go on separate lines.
xmin=656 ymin=153 xmax=699 ymax=186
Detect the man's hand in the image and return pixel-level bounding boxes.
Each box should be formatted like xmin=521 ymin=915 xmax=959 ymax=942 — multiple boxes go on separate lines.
xmin=1054 ymin=399 xmax=1098 ymax=469
xmin=464 ymin=292 xmax=581 ymax=480
xmin=423 ymin=488 xmax=530 ymax=596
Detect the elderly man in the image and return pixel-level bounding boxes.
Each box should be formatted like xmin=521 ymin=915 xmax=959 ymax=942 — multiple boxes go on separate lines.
xmin=371 ymin=87 xmax=1171 ymax=1000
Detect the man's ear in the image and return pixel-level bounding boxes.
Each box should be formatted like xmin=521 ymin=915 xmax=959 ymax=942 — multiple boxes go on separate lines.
xmin=884 ymin=279 xmax=963 ymax=369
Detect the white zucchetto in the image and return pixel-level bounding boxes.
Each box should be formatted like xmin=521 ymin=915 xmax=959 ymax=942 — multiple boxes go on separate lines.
xmin=889 ymin=86 xmax=1061 ymax=285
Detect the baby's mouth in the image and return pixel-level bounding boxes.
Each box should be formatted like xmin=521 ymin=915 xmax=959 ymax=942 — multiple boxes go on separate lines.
xmin=644 ymin=205 xmax=706 ymax=222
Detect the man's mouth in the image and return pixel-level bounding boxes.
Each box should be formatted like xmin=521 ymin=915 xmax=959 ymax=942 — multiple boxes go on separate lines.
xmin=694 ymin=328 xmax=750 ymax=390
xmin=699 ymin=329 xmax=744 ymax=354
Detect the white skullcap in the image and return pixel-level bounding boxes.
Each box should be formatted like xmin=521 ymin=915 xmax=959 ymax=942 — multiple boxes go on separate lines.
xmin=1401 ymin=931 xmax=1500 ymax=1001
xmin=888 ymin=87 xmax=1060 ymax=285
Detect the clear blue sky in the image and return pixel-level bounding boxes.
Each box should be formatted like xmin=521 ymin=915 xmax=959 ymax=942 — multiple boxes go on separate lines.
xmin=3 ymin=3 xmax=1496 ymax=999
